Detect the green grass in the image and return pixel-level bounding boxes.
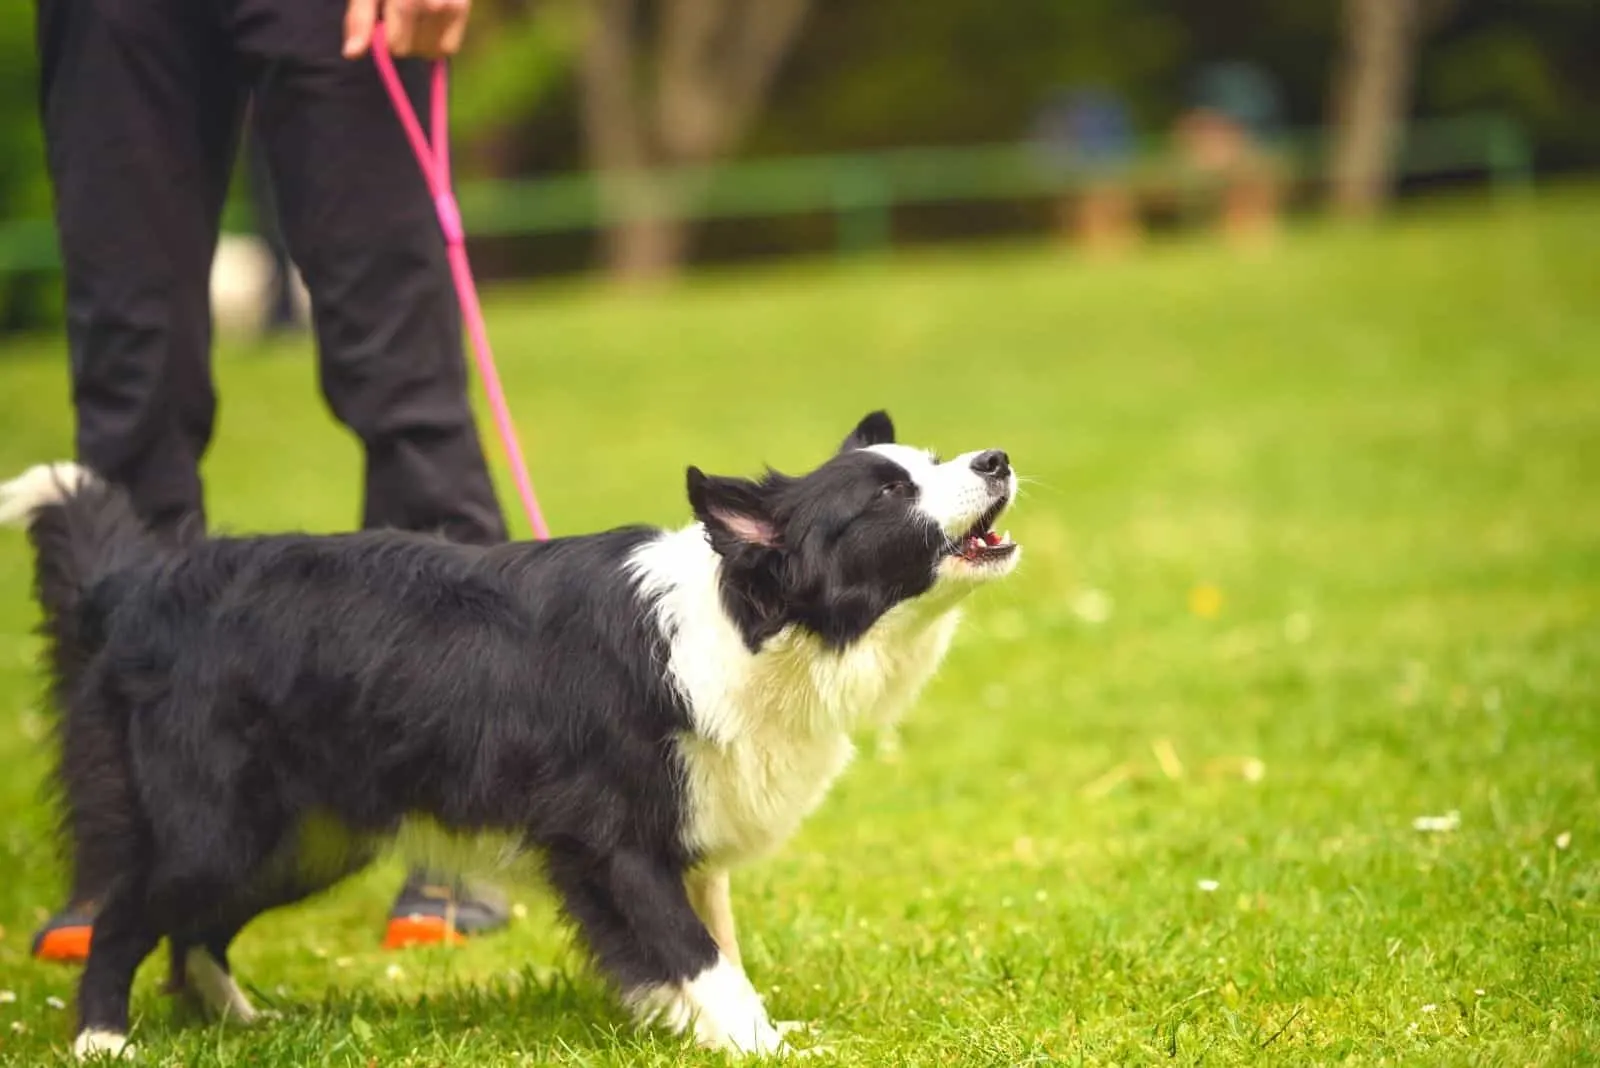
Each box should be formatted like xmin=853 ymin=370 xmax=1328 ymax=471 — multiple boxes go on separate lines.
xmin=0 ymin=187 xmax=1597 ymax=1065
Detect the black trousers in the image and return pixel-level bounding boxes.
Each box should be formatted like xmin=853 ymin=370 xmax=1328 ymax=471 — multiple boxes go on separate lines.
xmin=36 ymin=0 xmax=507 ymax=546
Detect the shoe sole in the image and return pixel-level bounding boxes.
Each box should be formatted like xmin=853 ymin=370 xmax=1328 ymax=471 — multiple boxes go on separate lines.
xmin=33 ymin=924 xmax=93 ymax=964
xmin=382 ymin=914 xmax=465 ymax=950
xmin=36 ymin=914 xmax=477 ymax=959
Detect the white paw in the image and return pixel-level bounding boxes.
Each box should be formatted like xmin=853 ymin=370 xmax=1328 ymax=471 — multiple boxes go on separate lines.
xmin=683 ymin=956 xmax=779 ymax=1054
xmin=629 ymin=984 xmax=694 ymax=1035
xmin=772 ymin=1022 xmax=833 ymax=1057
xmin=72 ymin=1030 xmax=136 ymax=1060
xmin=635 ymin=956 xmax=813 ymax=1057
xmin=184 ymin=947 xmax=260 ymax=1025
xmin=694 ymin=1013 xmax=787 ymax=1056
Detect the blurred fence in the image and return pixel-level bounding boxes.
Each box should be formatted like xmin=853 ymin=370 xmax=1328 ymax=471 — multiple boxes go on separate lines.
xmin=0 ymin=111 xmax=1530 ymax=274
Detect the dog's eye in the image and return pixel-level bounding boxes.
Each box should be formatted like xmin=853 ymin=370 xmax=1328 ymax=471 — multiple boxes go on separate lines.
xmin=878 ymin=481 xmax=914 ymax=499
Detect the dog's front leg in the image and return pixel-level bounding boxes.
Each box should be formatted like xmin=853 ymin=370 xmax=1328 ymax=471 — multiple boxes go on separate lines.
xmin=547 ymin=847 xmax=785 ymax=1055
xmin=686 ymin=866 xmax=818 ymax=1048
xmin=686 ymin=867 xmax=741 ymax=970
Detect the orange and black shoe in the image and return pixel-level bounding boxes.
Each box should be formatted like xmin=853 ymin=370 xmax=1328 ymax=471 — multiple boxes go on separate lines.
xmin=382 ymin=871 xmax=509 ymax=950
xmin=31 ymin=902 xmax=96 ymax=964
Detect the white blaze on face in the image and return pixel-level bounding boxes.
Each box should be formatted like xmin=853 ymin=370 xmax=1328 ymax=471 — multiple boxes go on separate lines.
xmin=863 ymin=444 xmax=1016 ymax=537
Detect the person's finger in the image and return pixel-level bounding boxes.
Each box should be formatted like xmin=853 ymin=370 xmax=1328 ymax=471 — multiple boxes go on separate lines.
xmin=407 ymin=0 xmax=468 ymax=58
xmin=437 ymin=2 xmax=471 ymax=57
xmin=385 ymin=0 xmax=418 ymax=56
xmin=436 ymin=17 xmax=468 ymax=57
xmin=342 ymin=0 xmax=379 ymax=58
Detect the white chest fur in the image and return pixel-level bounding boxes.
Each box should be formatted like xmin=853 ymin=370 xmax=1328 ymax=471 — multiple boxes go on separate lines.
xmin=630 ymin=527 xmax=965 ymax=868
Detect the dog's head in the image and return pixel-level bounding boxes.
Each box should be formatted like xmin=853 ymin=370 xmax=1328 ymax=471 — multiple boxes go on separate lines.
xmin=687 ymin=411 xmax=1020 ymax=651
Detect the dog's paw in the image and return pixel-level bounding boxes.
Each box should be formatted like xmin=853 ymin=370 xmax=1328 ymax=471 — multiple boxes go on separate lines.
xmin=702 ymin=1019 xmax=834 ymax=1058
xmin=72 ymin=1030 xmax=136 ymax=1061
xmin=772 ymin=1021 xmax=834 ymax=1058
xmin=183 ymin=947 xmax=265 ymax=1025
xmin=694 ymin=1015 xmax=786 ymax=1056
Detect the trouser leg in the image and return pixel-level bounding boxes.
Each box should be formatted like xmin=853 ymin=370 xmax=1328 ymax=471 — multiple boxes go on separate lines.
xmin=239 ymin=1 xmax=507 ymax=546
xmin=38 ymin=0 xmax=243 ymax=535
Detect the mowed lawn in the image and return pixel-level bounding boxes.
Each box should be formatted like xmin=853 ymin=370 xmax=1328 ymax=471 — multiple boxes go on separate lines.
xmin=0 ymin=187 xmax=1595 ymax=1066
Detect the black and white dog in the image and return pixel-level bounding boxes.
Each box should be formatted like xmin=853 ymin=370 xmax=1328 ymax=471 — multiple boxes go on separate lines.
xmin=0 ymin=412 xmax=1020 ymax=1059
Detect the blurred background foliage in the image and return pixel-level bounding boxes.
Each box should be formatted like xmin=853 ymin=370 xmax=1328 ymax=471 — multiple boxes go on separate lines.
xmin=0 ymin=0 xmax=1596 ymax=327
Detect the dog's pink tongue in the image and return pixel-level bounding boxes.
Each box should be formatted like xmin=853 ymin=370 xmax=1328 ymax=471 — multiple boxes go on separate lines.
xmin=982 ymin=531 xmax=1001 ymax=547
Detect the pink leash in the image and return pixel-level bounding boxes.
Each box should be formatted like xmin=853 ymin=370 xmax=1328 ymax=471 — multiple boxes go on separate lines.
xmin=370 ymin=30 xmax=552 ymax=541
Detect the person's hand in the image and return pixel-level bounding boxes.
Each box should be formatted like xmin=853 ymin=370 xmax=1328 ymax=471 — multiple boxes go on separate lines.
xmin=343 ymin=0 xmax=473 ymax=61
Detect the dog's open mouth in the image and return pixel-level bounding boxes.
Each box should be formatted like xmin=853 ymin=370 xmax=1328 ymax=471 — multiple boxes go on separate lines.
xmin=950 ymin=498 xmax=1017 ymax=564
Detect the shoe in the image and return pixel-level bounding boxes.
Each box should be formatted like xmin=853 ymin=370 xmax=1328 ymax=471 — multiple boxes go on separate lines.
xmin=32 ymin=902 xmax=96 ymax=964
xmin=33 ymin=879 xmax=511 ymax=958
xmin=382 ymin=871 xmax=509 ymax=950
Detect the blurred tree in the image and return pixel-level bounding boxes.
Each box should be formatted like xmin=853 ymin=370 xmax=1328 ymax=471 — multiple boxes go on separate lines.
xmin=0 ymin=10 xmax=57 ymax=331
xmin=1420 ymin=0 xmax=1600 ymax=173
xmin=751 ymin=1 xmax=1185 ymax=153
xmin=450 ymin=0 xmax=581 ymax=178
xmin=578 ymin=0 xmax=813 ymax=281
xmin=3 ymin=0 xmax=1600 ymax=322
xmin=1328 ymin=0 xmax=1457 ymax=215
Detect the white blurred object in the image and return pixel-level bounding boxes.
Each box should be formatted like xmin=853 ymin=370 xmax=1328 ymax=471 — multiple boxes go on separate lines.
xmin=1411 ymin=810 xmax=1460 ymax=833
xmin=1069 ymin=587 xmax=1113 ymax=625
xmin=210 ymin=233 xmax=309 ymax=337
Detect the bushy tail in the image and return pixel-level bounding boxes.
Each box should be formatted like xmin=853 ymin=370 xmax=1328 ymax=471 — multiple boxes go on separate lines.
xmin=1 ymin=463 xmax=168 ymax=906
xmin=0 ymin=463 xmax=160 ymax=705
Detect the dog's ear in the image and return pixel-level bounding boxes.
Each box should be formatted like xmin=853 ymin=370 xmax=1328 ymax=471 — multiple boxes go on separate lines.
xmin=687 ymin=467 xmax=780 ymax=549
xmin=840 ymin=410 xmax=895 ymax=452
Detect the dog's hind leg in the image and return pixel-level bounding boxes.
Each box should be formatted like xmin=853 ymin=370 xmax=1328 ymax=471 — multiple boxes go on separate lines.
xmin=73 ymin=889 xmax=159 ymax=1060
xmin=167 ymin=929 xmax=261 ymax=1025
xmin=183 ymin=940 xmax=260 ymax=1024
xmin=546 ymin=846 xmax=785 ymax=1056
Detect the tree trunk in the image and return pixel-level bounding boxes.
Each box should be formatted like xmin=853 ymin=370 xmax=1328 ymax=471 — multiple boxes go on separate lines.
xmin=595 ymin=170 xmax=691 ymax=284
xmin=1329 ymin=0 xmax=1421 ymax=217
xmin=603 ymin=213 xmax=690 ymax=284
xmin=579 ymin=0 xmax=680 ymax=282
xmin=577 ymin=0 xmax=813 ymax=281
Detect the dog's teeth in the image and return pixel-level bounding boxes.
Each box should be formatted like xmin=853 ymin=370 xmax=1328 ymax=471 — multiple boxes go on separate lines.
xmin=1001 ymin=530 xmax=1011 ymax=543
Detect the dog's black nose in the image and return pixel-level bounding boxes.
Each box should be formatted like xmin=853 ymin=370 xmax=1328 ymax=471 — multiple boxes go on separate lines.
xmin=971 ymin=449 xmax=1010 ymax=480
